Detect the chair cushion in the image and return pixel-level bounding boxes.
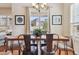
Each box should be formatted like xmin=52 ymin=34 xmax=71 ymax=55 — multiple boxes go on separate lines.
xmin=0 ymin=40 xmax=5 ymax=46
xmin=0 ymin=32 xmax=6 ymax=46
xmin=31 ymin=46 xmax=37 ymax=52
xmin=58 ymin=43 xmax=72 ymax=50
xmin=41 ymin=46 xmax=56 ymax=55
xmin=41 ymin=46 xmax=47 ymax=52
xmin=8 ymin=41 xmax=23 ymax=50
xmin=0 ymin=32 xmax=6 ymax=39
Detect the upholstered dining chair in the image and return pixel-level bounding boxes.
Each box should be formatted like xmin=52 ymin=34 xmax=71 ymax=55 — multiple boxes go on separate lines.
xmin=21 ymin=34 xmax=38 ymax=55
xmin=7 ymin=34 xmax=24 ymax=55
xmin=41 ymin=34 xmax=59 ymax=55
xmin=56 ymin=36 xmax=75 ymax=55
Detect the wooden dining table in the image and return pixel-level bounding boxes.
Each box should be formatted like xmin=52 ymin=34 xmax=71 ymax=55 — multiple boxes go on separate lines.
xmin=5 ymin=35 xmax=69 ymax=55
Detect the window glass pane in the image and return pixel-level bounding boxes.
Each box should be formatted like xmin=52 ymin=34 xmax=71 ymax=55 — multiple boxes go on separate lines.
xmin=30 ymin=15 xmax=48 ymax=34
xmin=30 ymin=16 xmax=39 ymax=33
xmin=40 ymin=16 xmax=48 ymax=31
xmin=0 ymin=15 xmax=7 ymax=26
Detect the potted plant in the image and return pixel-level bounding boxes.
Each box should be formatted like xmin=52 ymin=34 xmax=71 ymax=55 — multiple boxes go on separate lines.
xmin=33 ymin=29 xmax=42 ymax=37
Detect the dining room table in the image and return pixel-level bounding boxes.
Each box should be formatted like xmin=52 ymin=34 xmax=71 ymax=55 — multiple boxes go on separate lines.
xmin=5 ymin=35 xmax=69 ymax=55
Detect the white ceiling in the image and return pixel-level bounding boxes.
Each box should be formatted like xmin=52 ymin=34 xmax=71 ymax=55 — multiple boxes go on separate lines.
xmin=0 ymin=3 xmax=64 ymax=8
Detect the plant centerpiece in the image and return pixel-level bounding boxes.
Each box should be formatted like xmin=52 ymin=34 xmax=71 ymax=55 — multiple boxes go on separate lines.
xmin=33 ymin=28 xmax=42 ymax=37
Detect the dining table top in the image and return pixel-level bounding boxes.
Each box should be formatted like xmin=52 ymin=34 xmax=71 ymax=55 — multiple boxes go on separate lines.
xmin=5 ymin=35 xmax=69 ymax=41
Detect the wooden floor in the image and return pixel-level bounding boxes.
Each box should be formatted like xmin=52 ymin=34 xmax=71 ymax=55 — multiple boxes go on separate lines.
xmin=0 ymin=50 xmax=74 ymax=55
xmin=0 ymin=46 xmax=74 ymax=55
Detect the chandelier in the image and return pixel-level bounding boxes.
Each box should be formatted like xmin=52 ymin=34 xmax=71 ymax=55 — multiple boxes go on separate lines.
xmin=32 ymin=3 xmax=48 ymax=11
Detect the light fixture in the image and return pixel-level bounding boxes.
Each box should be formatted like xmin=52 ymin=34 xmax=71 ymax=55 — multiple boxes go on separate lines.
xmin=32 ymin=3 xmax=48 ymax=11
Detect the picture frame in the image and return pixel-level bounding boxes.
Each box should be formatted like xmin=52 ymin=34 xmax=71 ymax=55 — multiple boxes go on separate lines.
xmin=76 ymin=25 xmax=79 ymax=32
xmin=15 ymin=15 xmax=25 ymax=25
xmin=52 ymin=15 xmax=62 ymax=25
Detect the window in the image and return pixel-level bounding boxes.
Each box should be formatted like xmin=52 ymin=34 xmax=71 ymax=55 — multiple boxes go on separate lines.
xmin=71 ymin=4 xmax=79 ymax=36
xmin=30 ymin=15 xmax=48 ymax=34
xmin=0 ymin=16 xmax=8 ymax=27
xmin=30 ymin=9 xmax=49 ymax=33
xmin=0 ymin=15 xmax=12 ymax=32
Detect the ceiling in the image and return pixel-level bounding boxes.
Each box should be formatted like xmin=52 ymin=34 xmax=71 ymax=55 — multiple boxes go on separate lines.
xmin=0 ymin=3 xmax=65 ymax=8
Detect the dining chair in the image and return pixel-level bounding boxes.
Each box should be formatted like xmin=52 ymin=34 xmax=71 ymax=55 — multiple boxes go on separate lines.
xmin=22 ymin=34 xmax=38 ymax=55
xmin=57 ymin=36 xmax=75 ymax=55
xmin=41 ymin=34 xmax=59 ymax=55
xmin=7 ymin=34 xmax=24 ymax=55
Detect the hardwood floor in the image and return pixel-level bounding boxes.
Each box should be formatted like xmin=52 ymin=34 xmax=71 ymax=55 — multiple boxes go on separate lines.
xmin=0 ymin=46 xmax=74 ymax=55
xmin=0 ymin=50 xmax=74 ymax=55
xmin=55 ymin=49 xmax=73 ymax=55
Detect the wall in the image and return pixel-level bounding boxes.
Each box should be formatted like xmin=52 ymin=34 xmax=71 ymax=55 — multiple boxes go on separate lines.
xmin=62 ymin=4 xmax=71 ymax=36
xmin=49 ymin=4 xmax=71 ymax=36
xmin=0 ymin=7 xmax=11 ymax=15
xmin=0 ymin=7 xmax=12 ymax=32
xmin=12 ymin=4 xmax=27 ymax=35
xmin=49 ymin=4 xmax=64 ymax=35
xmin=0 ymin=4 xmax=30 ymax=35
xmin=7 ymin=3 xmax=71 ymax=36
xmin=0 ymin=3 xmax=70 ymax=36
xmin=29 ymin=4 xmax=71 ymax=35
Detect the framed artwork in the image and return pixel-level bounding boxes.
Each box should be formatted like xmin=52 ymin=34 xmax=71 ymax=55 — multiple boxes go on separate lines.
xmin=15 ymin=15 xmax=25 ymax=25
xmin=77 ymin=25 xmax=79 ymax=32
xmin=52 ymin=15 xmax=62 ymax=25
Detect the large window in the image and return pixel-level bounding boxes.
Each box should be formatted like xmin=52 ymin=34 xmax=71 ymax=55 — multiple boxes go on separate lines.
xmin=30 ymin=15 xmax=48 ymax=33
xmin=71 ymin=4 xmax=79 ymax=36
xmin=30 ymin=8 xmax=49 ymax=34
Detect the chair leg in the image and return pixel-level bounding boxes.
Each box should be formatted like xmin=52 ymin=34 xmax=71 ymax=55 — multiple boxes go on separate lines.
xmin=59 ymin=49 xmax=61 ymax=55
xmin=11 ymin=49 xmax=13 ymax=54
xmin=11 ymin=45 xmax=13 ymax=54
xmin=18 ymin=50 xmax=20 ymax=55
xmin=65 ymin=50 xmax=68 ymax=55
xmin=72 ymin=51 xmax=75 ymax=55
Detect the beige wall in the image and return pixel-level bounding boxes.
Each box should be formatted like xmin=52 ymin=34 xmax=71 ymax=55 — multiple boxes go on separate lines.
xmin=0 ymin=7 xmax=11 ymax=15
xmin=62 ymin=4 xmax=71 ymax=36
xmin=29 ymin=4 xmax=71 ymax=36
xmin=49 ymin=3 xmax=71 ymax=36
xmin=0 ymin=4 xmax=30 ymax=35
xmin=49 ymin=4 xmax=71 ymax=36
xmin=11 ymin=4 xmax=26 ymax=35
xmin=0 ymin=3 xmax=71 ymax=36
xmin=49 ymin=4 xmax=64 ymax=35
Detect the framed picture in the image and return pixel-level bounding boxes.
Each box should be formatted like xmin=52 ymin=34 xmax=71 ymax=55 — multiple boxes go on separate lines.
xmin=15 ymin=15 xmax=25 ymax=25
xmin=76 ymin=25 xmax=79 ymax=32
xmin=52 ymin=15 xmax=62 ymax=25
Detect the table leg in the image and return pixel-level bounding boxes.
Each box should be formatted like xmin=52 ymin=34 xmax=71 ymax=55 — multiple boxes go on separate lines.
xmin=37 ymin=41 xmax=41 ymax=55
xmin=64 ymin=41 xmax=68 ymax=55
xmin=5 ymin=39 xmax=8 ymax=52
xmin=11 ymin=41 xmax=13 ymax=54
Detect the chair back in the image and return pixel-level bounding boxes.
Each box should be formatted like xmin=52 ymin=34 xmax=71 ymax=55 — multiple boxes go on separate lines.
xmin=65 ymin=36 xmax=74 ymax=48
xmin=46 ymin=34 xmax=54 ymax=52
xmin=23 ymin=34 xmax=31 ymax=52
xmin=18 ymin=34 xmax=31 ymax=52
xmin=46 ymin=34 xmax=59 ymax=52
